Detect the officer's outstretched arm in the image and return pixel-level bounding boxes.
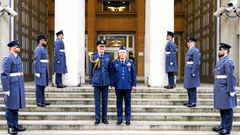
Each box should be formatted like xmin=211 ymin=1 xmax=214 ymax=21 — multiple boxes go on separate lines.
xmin=34 ymin=49 xmax=41 ymax=74
xmin=1 ymin=57 xmax=11 ymax=94
xmin=192 ymin=50 xmax=201 ymax=75
xmin=225 ymin=60 xmax=236 ymax=93
xmin=54 ymin=41 xmax=61 ymax=62
xmin=169 ymin=42 xmax=176 ymax=64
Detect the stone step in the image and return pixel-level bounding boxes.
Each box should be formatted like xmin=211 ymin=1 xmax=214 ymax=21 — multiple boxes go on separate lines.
xmin=0 ymin=130 xmax=240 ymax=135
xmin=0 ymin=120 xmax=240 ymax=131
xmin=0 ymin=105 xmax=240 ymax=113
xmin=1 ymin=98 xmax=238 ymax=106
xmin=0 ymin=92 xmax=222 ymax=99
xmin=0 ymin=112 xmax=239 ymax=121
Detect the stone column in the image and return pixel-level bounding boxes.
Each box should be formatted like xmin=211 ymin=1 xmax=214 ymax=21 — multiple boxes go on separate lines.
xmin=0 ymin=0 xmax=11 ymax=84
xmin=55 ymin=0 xmax=85 ymax=86
xmin=145 ymin=0 xmax=174 ymax=87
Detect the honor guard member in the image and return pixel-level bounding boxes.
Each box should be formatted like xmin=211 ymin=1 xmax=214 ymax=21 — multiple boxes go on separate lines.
xmin=164 ymin=31 xmax=178 ymax=89
xmin=53 ymin=30 xmax=67 ymax=88
xmin=1 ymin=40 xmax=26 ymax=134
xmin=183 ymin=36 xmax=201 ymax=107
xmin=212 ymin=43 xmax=237 ymax=135
xmin=34 ymin=35 xmax=50 ymax=107
xmin=89 ymin=39 xmax=111 ymax=125
xmin=111 ymin=45 xmax=137 ymax=125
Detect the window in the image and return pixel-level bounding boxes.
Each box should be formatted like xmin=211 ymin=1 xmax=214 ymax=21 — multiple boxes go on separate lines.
xmin=103 ymin=1 xmax=130 ymax=12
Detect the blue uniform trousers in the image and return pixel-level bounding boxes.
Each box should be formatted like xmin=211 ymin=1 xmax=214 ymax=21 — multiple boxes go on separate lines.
xmin=187 ymin=88 xmax=197 ymax=103
xmin=220 ymin=109 xmax=233 ymax=130
xmin=55 ymin=73 xmax=62 ymax=85
xmin=5 ymin=109 xmax=18 ymax=127
xmin=168 ymin=72 xmax=174 ymax=85
xmin=36 ymin=85 xmax=46 ymax=103
xmin=94 ymin=86 xmax=108 ymax=120
xmin=115 ymin=89 xmax=132 ymax=121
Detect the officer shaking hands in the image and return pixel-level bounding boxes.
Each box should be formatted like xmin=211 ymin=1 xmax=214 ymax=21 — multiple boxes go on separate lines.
xmin=89 ymin=40 xmax=111 ymax=125
xmin=1 ymin=40 xmax=26 ymax=134
xmin=34 ymin=35 xmax=50 ymax=107
xmin=164 ymin=31 xmax=178 ymax=89
xmin=53 ymin=30 xmax=67 ymax=88
xmin=111 ymin=45 xmax=136 ymax=125
xmin=212 ymin=43 xmax=237 ymax=135
xmin=183 ymin=36 xmax=201 ymax=107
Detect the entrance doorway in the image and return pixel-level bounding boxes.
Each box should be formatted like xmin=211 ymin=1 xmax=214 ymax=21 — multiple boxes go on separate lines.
xmin=174 ymin=35 xmax=181 ymax=80
xmin=98 ymin=34 xmax=135 ymax=61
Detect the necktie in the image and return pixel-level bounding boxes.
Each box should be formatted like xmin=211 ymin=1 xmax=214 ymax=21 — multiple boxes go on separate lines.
xmin=100 ymin=54 xmax=103 ymax=58
xmin=122 ymin=61 xmax=124 ymax=67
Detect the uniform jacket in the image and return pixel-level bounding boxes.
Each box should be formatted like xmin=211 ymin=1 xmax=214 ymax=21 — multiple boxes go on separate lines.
xmin=165 ymin=39 xmax=178 ymax=73
xmin=53 ymin=38 xmax=68 ymax=74
xmin=214 ymin=55 xmax=237 ymax=109
xmin=184 ymin=46 xmax=201 ymax=89
xmin=89 ymin=53 xmax=111 ymax=87
xmin=111 ymin=58 xmax=136 ymax=90
xmin=1 ymin=53 xmax=26 ymax=109
xmin=34 ymin=45 xmax=49 ymax=86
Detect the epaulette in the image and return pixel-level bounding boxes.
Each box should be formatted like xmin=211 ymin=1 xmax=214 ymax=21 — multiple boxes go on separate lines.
xmin=128 ymin=59 xmax=133 ymax=62
xmin=92 ymin=53 xmax=97 ymax=56
xmin=113 ymin=59 xmax=119 ymax=62
xmin=4 ymin=56 xmax=8 ymax=61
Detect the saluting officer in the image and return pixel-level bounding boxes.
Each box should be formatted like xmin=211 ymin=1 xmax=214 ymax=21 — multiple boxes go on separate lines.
xmin=212 ymin=43 xmax=237 ymax=135
xmin=89 ymin=40 xmax=111 ymax=125
xmin=111 ymin=45 xmax=136 ymax=125
xmin=34 ymin=35 xmax=50 ymax=107
xmin=183 ymin=36 xmax=201 ymax=107
xmin=53 ymin=30 xmax=67 ymax=88
xmin=1 ymin=40 xmax=26 ymax=134
xmin=164 ymin=31 xmax=178 ymax=89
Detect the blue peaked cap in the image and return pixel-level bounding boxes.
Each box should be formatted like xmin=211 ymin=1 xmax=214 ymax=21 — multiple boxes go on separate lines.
xmin=7 ymin=40 xmax=20 ymax=47
xmin=96 ymin=40 xmax=106 ymax=46
xmin=188 ymin=36 xmax=197 ymax=42
xmin=56 ymin=30 xmax=63 ymax=36
xmin=219 ymin=43 xmax=231 ymax=50
xmin=167 ymin=31 xmax=174 ymax=37
xmin=119 ymin=45 xmax=126 ymax=50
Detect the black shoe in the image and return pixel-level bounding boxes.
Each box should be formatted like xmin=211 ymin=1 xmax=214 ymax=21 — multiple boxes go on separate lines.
xmin=37 ymin=103 xmax=45 ymax=107
xmin=183 ymin=102 xmax=189 ymax=106
xmin=102 ymin=119 xmax=108 ymax=124
xmin=94 ymin=119 xmax=100 ymax=125
xmin=166 ymin=85 xmax=174 ymax=89
xmin=43 ymin=102 xmax=50 ymax=106
xmin=8 ymin=126 xmax=18 ymax=134
xmin=126 ymin=120 xmax=131 ymax=125
xmin=218 ymin=129 xmax=230 ymax=134
xmin=63 ymin=84 xmax=67 ymax=88
xmin=212 ymin=126 xmax=223 ymax=132
xmin=116 ymin=120 xmax=122 ymax=125
xmin=164 ymin=85 xmax=169 ymax=88
xmin=15 ymin=126 xmax=26 ymax=131
xmin=57 ymin=84 xmax=65 ymax=88
xmin=187 ymin=103 xmax=196 ymax=107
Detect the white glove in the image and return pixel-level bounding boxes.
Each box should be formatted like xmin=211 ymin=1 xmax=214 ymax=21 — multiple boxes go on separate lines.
xmin=170 ymin=62 xmax=173 ymax=65
xmin=4 ymin=91 xmax=10 ymax=96
xmin=35 ymin=73 xmax=40 ymax=78
xmin=229 ymin=92 xmax=236 ymax=97
xmin=192 ymin=74 xmax=196 ymax=77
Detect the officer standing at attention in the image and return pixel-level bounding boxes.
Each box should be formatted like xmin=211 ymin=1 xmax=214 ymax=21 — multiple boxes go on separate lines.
xmin=164 ymin=31 xmax=178 ymax=89
xmin=1 ymin=40 xmax=26 ymax=134
xmin=53 ymin=30 xmax=67 ymax=88
xmin=34 ymin=35 xmax=50 ymax=107
xmin=89 ymin=39 xmax=111 ymax=125
xmin=212 ymin=43 xmax=237 ymax=135
xmin=111 ymin=45 xmax=136 ymax=125
xmin=183 ymin=36 xmax=201 ymax=107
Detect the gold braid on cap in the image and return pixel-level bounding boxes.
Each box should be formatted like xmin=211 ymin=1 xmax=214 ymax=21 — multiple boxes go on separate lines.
xmin=90 ymin=55 xmax=100 ymax=73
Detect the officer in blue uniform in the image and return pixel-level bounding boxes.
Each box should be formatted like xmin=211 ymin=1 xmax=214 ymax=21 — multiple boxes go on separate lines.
xmin=212 ymin=43 xmax=237 ymax=135
xmin=53 ymin=30 xmax=67 ymax=88
xmin=1 ymin=40 xmax=26 ymax=134
xmin=183 ymin=36 xmax=201 ymax=107
xmin=34 ymin=35 xmax=50 ymax=107
xmin=89 ymin=40 xmax=111 ymax=125
xmin=164 ymin=31 xmax=178 ymax=89
xmin=111 ymin=45 xmax=137 ymax=125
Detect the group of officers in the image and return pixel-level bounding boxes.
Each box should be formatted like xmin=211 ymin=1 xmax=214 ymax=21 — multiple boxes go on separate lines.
xmin=165 ymin=31 xmax=237 ymax=135
xmin=0 ymin=30 xmax=238 ymax=135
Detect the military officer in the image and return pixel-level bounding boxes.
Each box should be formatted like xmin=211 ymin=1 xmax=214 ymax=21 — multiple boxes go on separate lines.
xmin=111 ymin=45 xmax=136 ymax=125
xmin=53 ymin=30 xmax=67 ymax=88
xmin=89 ymin=39 xmax=111 ymax=125
xmin=212 ymin=43 xmax=237 ymax=135
xmin=34 ymin=34 xmax=50 ymax=107
xmin=1 ymin=40 xmax=26 ymax=134
xmin=183 ymin=36 xmax=201 ymax=107
xmin=164 ymin=31 xmax=178 ymax=89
